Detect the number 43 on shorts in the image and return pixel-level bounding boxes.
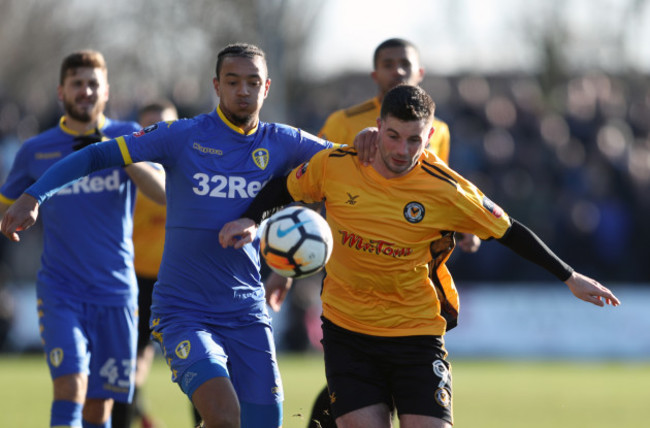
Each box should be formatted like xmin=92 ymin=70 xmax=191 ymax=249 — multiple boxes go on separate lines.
xmin=100 ymin=358 xmax=134 ymax=388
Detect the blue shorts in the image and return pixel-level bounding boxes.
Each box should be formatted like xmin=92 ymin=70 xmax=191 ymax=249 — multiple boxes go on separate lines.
xmin=150 ymin=312 xmax=283 ymax=406
xmin=38 ymin=293 xmax=137 ymax=402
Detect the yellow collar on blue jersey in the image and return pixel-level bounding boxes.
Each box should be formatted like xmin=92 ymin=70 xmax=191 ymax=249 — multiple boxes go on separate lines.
xmin=216 ymin=105 xmax=258 ymax=136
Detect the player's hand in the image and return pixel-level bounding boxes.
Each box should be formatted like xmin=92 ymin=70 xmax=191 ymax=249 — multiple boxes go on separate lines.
xmin=565 ymin=271 xmax=620 ymax=307
xmin=353 ymin=127 xmax=378 ymax=166
xmin=218 ymin=218 xmax=257 ymax=249
xmin=0 ymin=193 xmax=39 ymax=242
xmin=456 ymin=233 xmax=481 ymax=253
xmin=265 ymin=272 xmax=293 ymax=312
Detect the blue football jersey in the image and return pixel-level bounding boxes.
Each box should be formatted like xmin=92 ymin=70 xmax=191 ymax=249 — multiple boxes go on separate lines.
xmin=118 ymin=108 xmax=333 ymax=323
xmin=24 ymin=107 xmax=334 ymax=324
xmin=0 ymin=116 xmax=141 ymax=305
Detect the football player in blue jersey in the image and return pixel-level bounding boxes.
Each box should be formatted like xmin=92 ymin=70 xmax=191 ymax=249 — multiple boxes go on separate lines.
xmin=0 ymin=50 xmax=166 ymax=428
xmin=0 ymin=43 xmax=372 ymax=428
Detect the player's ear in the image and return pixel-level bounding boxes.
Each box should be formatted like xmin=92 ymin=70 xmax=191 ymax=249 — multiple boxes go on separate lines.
xmin=428 ymin=126 xmax=435 ymax=139
xmin=57 ymin=85 xmax=64 ymax=102
xmin=417 ymin=66 xmax=425 ymax=83
xmin=263 ymin=78 xmax=271 ymax=99
xmin=213 ymin=77 xmax=220 ymax=97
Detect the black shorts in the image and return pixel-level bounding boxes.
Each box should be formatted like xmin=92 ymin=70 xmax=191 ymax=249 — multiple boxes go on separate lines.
xmin=136 ymin=275 xmax=156 ymax=352
xmin=321 ymin=317 xmax=453 ymax=424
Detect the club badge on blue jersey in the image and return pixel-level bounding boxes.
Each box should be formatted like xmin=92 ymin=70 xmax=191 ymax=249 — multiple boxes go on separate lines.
xmin=252 ymin=148 xmax=269 ymax=170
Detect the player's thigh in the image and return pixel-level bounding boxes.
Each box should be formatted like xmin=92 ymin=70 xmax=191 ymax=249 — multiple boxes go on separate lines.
xmin=399 ymin=414 xmax=452 ymax=428
xmin=87 ymin=302 xmax=138 ymax=402
xmin=335 ymin=402 xmax=392 ymax=428
xmin=150 ymin=317 xmax=230 ymax=393
xmin=226 ymin=322 xmax=283 ymax=406
xmin=192 ymin=376 xmax=240 ymax=426
xmin=389 ymin=336 xmax=453 ymax=425
xmin=321 ymin=319 xmax=392 ymax=419
xmin=38 ymin=294 xmax=90 ymax=380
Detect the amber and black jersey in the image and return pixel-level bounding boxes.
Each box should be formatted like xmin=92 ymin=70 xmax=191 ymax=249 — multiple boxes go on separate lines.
xmin=286 ymin=147 xmax=511 ymax=337
xmin=318 ymin=97 xmax=451 ymax=163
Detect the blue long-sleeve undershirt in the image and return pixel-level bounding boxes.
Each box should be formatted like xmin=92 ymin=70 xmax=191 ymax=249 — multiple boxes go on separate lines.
xmin=25 ymin=140 xmax=126 ymax=204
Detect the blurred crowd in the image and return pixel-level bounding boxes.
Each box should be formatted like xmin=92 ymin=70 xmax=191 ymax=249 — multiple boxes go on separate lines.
xmin=297 ymin=71 xmax=650 ymax=284
xmin=0 ymin=70 xmax=648 ymax=351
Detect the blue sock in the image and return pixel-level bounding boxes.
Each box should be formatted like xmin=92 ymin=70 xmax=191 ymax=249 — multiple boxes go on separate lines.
xmin=51 ymin=400 xmax=83 ymax=427
xmin=240 ymin=401 xmax=282 ymax=428
xmin=82 ymin=416 xmax=111 ymax=428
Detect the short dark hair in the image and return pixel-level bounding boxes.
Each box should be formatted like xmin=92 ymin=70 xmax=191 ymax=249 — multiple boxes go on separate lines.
xmin=373 ymin=38 xmax=419 ymax=69
xmin=380 ymin=85 xmax=435 ymax=122
xmin=137 ymin=99 xmax=178 ymax=122
xmin=215 ymin=43 xmax=267 ymax=80
xmin=60 ymin=50 xmax=106 ymax=85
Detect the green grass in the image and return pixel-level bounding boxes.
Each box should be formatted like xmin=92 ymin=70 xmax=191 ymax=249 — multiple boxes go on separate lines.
xmin=1 ymin=353 xmax=648 ymax=427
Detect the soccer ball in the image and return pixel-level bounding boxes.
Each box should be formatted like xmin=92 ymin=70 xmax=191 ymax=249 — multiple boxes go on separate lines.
xmin=260 ymin=206 xmax=333 ymax=278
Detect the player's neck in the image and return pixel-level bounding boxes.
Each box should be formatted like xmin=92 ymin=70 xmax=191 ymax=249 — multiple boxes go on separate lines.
xmin=62 ymin=115 xmax=101 ymax=134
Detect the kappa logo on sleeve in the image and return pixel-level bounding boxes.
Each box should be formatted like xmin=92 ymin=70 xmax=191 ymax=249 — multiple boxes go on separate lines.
xmin=482 ymin=196 xmax=504 ymax=218
xmin=133 ymin=123 xmax=159 ymax=138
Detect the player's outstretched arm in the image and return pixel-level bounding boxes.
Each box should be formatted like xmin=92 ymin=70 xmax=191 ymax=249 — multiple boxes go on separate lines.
xmin=0 ymin=194 xmax=39 ymax=242
xmin=565 ymin=271 xmax=620 ymax=307
xmin=497 ymin=219 xmax=620 ymax=307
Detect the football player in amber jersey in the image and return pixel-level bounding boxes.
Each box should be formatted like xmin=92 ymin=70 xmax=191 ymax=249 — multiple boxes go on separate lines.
xmin=265 ymin=39 xmax=476 ymax=316
xmin=319 ymin=38 xmax=449 ymax=162
xmin=298 ymin=38 xmax=477 ymax=427
xmin=219 ymin=85 xmax=620 ymax=428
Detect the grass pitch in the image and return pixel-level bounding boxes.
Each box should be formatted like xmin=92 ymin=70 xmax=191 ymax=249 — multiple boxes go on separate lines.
xmin=0 ymin=353 xmax=648 ymax=427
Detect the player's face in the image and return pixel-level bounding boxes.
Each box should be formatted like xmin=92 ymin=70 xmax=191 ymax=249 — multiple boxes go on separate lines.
xmin=372 ymin=47 xmax=424 ymax=98
xmin=213 ymin=56 xmax=271 ymax=133
xmin=57 ymin=67 xmax=109 ymax=124
xmin=374 ymin=115 xmax=434 ymax=178
xmin=139 ymin=108 xmax=178 ymax=128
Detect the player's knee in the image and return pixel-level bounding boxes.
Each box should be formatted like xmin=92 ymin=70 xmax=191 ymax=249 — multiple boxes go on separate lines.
xmin=53 ymin=373 xmax=87 ymax=402
xmin=197 ymin=404 xmax=239 ymax=428
xmin=191 ymin=375 xmax=240 ymax=428
xmin=82 ymin=397 xmax=114 ymax=425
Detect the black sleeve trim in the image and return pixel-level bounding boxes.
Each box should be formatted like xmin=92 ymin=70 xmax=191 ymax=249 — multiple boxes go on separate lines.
xmin=241 ymin=176 xmax=294 ymax=224
xmin=497 ymin=219 xmax=574 ymax=281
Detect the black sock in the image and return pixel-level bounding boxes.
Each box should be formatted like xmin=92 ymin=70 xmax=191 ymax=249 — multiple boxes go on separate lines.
xmin=111 ymin=387 xmax=138 ymax=428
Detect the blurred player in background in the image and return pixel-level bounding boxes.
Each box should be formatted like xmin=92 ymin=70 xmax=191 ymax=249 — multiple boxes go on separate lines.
xmin=0 ymin=50 xmax=165 ymax=428
xmin=219 ymin=84 xmax=620 ymax=428
xmin=111 ymin=100 xmax=178 ymax=428
xmin=0 ymin=43 xmax=374 ymax=428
